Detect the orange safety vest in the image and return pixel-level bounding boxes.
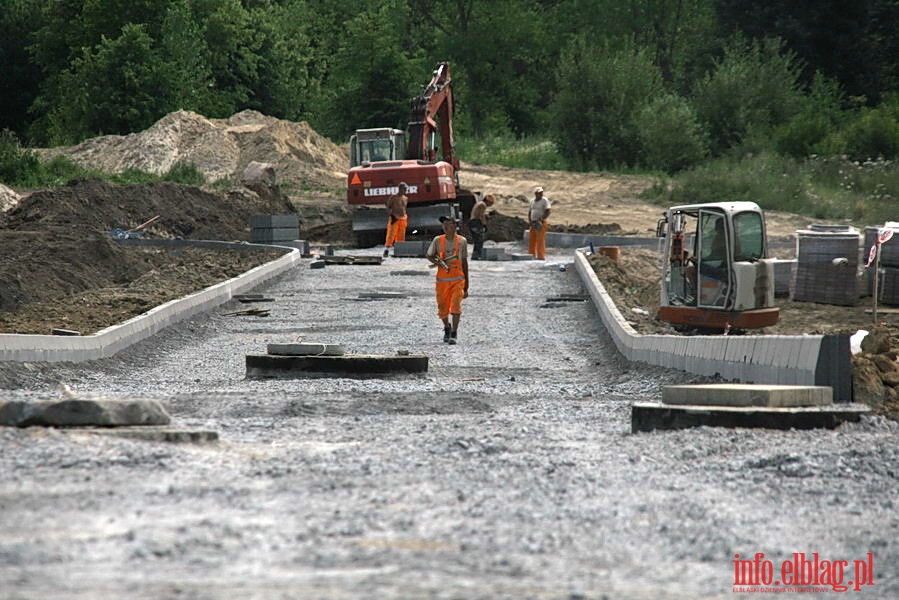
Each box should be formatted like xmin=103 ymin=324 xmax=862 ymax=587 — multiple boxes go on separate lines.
xmin=436 ymin=234 xmax=465 ymax=282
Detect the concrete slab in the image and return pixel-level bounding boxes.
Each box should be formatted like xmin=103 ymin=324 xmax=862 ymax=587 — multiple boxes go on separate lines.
xmin=267 ymin=342 xmax=345 ymax=356
xmin=81 ymin=427 xmax=219 ymax=443
xmin=481 ymin=247 xmax=509 ymax=261
xmin=246 ymin=353 xmax=428 ymax=378
xmin=662 ymin=383 xmax=833 ymax=407
xmin=357 ymin=292 xmax=408 ymax=300
xmin=0 ymin=398 xmax=171 ymax=427
xmin=322 ymin=255 xmax=382 ymax=265
xmin=631 ymin=402 xmax=870 ymax=433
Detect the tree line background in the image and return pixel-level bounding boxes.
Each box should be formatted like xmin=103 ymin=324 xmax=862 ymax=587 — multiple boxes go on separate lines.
xmin=1 ymin=0 xmax=898 ymax=178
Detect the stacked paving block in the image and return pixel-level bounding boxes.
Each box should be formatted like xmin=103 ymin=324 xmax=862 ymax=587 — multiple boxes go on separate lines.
xmin=769 ymin=258 xmax=796 ymax=297
xmin=791 ymin=225 xmax=861 ymax=305
xmin=864 ymin=226 xmax=899 ymax=304
xmin=250 ymin=214 xmax=300 ymax=244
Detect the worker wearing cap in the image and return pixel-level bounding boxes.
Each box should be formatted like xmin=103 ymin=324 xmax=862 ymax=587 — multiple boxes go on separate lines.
xmin=384 ymin=182 xmax=409 ymax=257
xmin=528 ymin=186 xmax=551 ymax=259
xmin=426 ymin=216 xmax=469 ymax=344
xmin=469 ymin=193 xmax=495 ymax=260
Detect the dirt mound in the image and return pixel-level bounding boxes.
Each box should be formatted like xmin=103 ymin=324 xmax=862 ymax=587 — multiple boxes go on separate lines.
xmin=0 ymin=177 xmax=294 ymax=322
xmin=4 ymin=177 xmax=295 ymax=240
xmin=37 ymin=109 xmax=348 ymax=193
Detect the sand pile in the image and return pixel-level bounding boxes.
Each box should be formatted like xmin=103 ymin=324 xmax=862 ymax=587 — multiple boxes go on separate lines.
xmin=36 ymin=110 xmax=348 ymax=192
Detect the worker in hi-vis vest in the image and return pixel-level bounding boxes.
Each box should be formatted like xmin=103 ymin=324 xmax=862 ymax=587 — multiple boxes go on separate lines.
xmin=426 ymin=215 xmax=469 ymax=345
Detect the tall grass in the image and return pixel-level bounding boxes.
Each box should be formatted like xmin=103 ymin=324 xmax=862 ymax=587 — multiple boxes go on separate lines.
xmin=642 ymin=152 xmax=899 ymax=227
xmin=456 ymin=133 xmax=569 ymax=170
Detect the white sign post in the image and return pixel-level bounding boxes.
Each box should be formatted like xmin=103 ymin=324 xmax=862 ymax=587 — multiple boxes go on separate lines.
xmin=871 ymin=228 xmax=895 ymax=324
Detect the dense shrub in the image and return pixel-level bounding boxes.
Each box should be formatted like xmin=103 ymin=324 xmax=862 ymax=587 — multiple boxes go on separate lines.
xmin=550 ymin=38 xmax=664 ymax=169
xmin=635 ymin=94 xmax=709 ymax=172
xmin=0 ymin=130 xmax=41 ymax=185
xmin=841 ymin=105 xmax=899 ymax=161
xmin=773 ymin=112 xmax=835 ymax=157
xmin=693 ymin=37 xmax=805 ymax=155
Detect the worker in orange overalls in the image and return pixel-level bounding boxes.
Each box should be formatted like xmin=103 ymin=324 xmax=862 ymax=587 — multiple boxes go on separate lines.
xmin=384 ymin=182 xmax=409 ymax=257
xmin=426 ymin=215 xmax=469 ymax=344
xmin=528 ymin=185 xmax=551 ymax=259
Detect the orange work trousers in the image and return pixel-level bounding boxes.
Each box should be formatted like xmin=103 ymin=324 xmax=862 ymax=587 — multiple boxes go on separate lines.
xmin=385 ymin=215 xmax=408 ymax=248
xmin=435 ymin=279 xmax=465 ymax=319
xmin=528 ymin=220 xmax=548 ymax=259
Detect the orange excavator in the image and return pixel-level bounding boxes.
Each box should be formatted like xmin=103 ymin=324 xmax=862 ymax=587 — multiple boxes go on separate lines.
xmin=345 ymin=62 xmax=478 ymax=247
xmin=656 ymin=202 xmax=780 ymax=332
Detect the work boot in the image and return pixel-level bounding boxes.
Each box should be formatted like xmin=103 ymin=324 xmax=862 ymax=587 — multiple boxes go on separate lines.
xmin=443 ymin=326 xmax=452 ymax=343
xmin=448 ymin=331 xmax=458 ymax=345
xmin=383 ymin=248 xmax=390 ymax=258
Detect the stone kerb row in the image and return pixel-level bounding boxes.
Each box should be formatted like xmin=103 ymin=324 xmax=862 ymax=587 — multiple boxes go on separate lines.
xmin=573 ymin=248 xmax=852 ymax=402
xmin=0 ymin=241 xmax=302 ymax=363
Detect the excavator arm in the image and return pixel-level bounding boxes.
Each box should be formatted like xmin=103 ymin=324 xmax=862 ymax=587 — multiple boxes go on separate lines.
xmin=406 ymin=62 xmax=460 ymax=173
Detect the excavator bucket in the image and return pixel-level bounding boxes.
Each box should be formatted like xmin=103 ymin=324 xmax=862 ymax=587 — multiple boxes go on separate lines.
xmin=351 ymin=204 xmax=457 ymax=248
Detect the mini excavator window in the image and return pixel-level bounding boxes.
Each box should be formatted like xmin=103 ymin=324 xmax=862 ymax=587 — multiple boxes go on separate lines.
xmin=733 ymin=211 xmax=764 ymax=261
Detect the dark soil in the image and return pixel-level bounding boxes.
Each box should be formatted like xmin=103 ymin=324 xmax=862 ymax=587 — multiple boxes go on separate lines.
xmin=0 ymin=178 xmax=293 ymax=334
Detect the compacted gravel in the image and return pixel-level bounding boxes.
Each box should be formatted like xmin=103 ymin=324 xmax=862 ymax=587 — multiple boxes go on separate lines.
xmin=1 ymin=245 xmax=897 ymax=600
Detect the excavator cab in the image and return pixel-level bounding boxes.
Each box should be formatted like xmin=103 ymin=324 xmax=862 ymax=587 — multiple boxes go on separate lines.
xmin=349 ymin=128 xmax=405 ymax=168
xmin=657 ymin=202 xmax=779 ymax=332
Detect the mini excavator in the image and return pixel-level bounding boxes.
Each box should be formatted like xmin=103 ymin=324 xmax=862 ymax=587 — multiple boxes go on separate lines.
xmin=656 ymin=201 xmax=780 ymax=332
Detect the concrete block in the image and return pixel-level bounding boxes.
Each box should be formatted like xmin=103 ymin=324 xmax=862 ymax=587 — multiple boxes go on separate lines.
xmin=249 ymin=214 xmax=300 ymax=228
xmin=246 ymin=353 xmax=428 ymax=378
xmin=250 ymin=227 xmax=300 ymax=243
xmin=632 ymin=401 xmax=869 ymax=433
xmin=481 ymin=247 xmax=508 ymax=260
xmin=662 ymin=383 xmax=833 ymax=407
xmin=393 ymin=241 xmax=430 ymax=257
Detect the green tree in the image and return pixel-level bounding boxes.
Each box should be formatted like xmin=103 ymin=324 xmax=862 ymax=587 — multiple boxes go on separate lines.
xmin=46 ymin=24 xmax=170 ymax=143
xmin=0 ymin=0 xmax=44 ymax=139
xmin=190 ymin=0 xmax=262 ymax=117
xmin=408 ymin=0 xmax=551 ymax=136
xmin=546 ymin=0 xmax=718 ymax=90
xmin=715 ymin=0 xmax=899 ymax=104
xmin=692 ymin=36 xmax=805 ymax=154
xmin=158 ymin=0 xmax=214 ymax=114
xmin=550 ymin=38 xmax=664 ymax=169
xmin=245 ymin=1 xmax=318 ymax=122
xmin=319 ymin=1 xmax=419 ymax=140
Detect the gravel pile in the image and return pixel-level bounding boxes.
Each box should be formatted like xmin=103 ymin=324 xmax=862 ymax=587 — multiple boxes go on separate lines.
xmin=1 ymin=244 xmax=897 ymax=599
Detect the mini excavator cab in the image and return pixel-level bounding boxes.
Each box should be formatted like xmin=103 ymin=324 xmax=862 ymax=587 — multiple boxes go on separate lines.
xmin=656 ymin=202 xmax=779 ymax=332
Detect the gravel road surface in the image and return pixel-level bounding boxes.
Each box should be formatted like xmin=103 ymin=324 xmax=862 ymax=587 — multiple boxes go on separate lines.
xmin=1 ymin=244 xmax=897 ymax=599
